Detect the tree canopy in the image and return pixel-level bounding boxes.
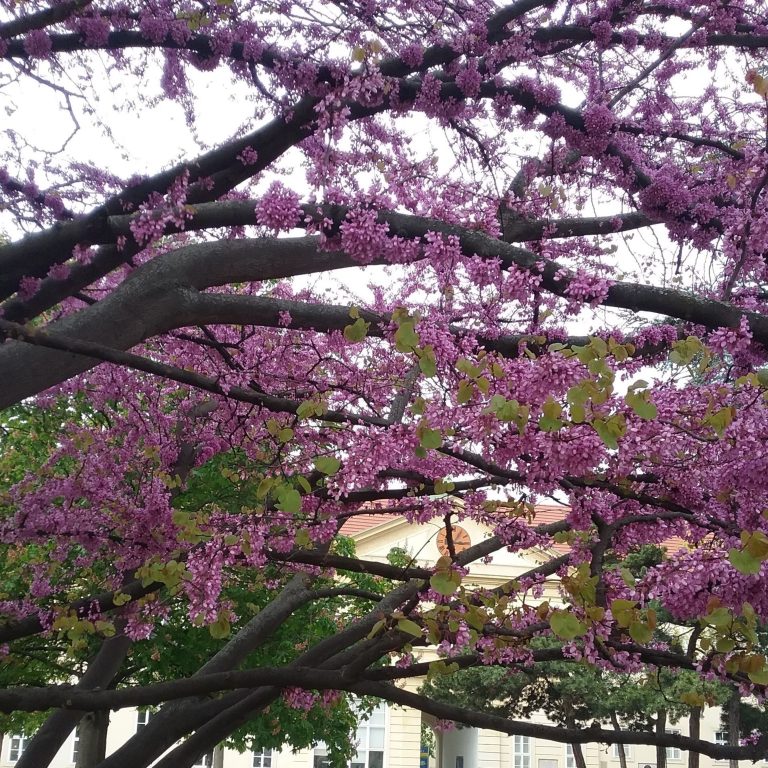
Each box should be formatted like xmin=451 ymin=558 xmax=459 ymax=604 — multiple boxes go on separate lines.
xmin=4 ymin=1 xmax=768 ymax=767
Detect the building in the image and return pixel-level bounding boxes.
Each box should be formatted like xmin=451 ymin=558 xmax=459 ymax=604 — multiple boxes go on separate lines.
xmin=0 ymin=508 xmax=753 ymax=768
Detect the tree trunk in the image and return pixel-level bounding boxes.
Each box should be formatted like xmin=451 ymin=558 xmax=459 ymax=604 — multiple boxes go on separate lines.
xmin=15 ymin=633 xmax=130 ymax=768
xmin=688 ymin=706 xmax=701 ymax=768
xmin=564 ymin=709 xmax=587 ymax=768
xmin=656 ymin=709 xmax=668 ymax=768
xmin=570 ymin=743 xmax=588 ymax=768
xmin=728 ymin=688 xmax=740 ymax=768
xmin=76 ymin=710 xmax=110 ymax=768
xmin=610 ymin=712 xmax=629 ymax=768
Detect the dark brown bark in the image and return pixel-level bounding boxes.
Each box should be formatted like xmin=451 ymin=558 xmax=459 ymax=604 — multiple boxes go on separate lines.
xmin=570 ymin=744 xmax=587 ymax=768
xmin=688 ymin=706 xmax=702 ymax=768
xmin=611 ymin=712 xmax=629 ymax=768
xmin=728 ymin=688 xmax=740 ymax=768
xmin=14 ymin=633 xmax=130 ymax=768
xmin=75 ymin=710 xmax=110 ymax=768
xmin=656 ymin=709 xmax=668 ymax=768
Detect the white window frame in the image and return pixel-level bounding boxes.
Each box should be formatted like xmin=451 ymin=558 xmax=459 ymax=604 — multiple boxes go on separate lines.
xmin=254 ymin=747 xmax=274 ymax=768
xmin=715 ymin=732 xmax=729 ymax=746
xmin=566 ymin=744 xmax=575 ymax=768
xmin=192 ymin=751 xmax=214 ymax=767
xmin=666 ymin=731 xmax=682 ymax=760
xmin=72 ymin=725 xmax=81 ymax=764
xmin=8 ymin=734 xmax=31 ymax=763
xmin=313 ymin=702 xmax=387 ymax=768
xmin=314 ymin=743 xmax=331 ymax=768
xmin=514 ymin=735 xmax=531 ymax=768
xmin=349 ymin=701 xmax=386 ymax=768
xmin=136 ymin=709 xmax=153 ymax=731
xmin=611 ymin=743 xmax=632 ymax=760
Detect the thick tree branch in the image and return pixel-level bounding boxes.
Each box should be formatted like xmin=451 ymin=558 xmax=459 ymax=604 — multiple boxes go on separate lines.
xmin=14 ymin=631 xmax=131 ymax=768
xmin=352 ymin=682 xmax=768 ymax=760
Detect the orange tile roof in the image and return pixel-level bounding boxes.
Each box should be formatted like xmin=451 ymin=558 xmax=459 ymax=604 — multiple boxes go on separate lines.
xmin=339 ymin=513 xmax=402 ymax=536
xmin=340 ymin=503 xmax=692 ymax=556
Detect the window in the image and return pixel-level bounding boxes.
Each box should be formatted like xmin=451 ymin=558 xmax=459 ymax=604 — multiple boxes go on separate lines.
xmin=540 ymin=760 xmax=558 ymax=768
xmin=514 ymin=735 xmax=531 ymax=768
xmin=193 ymin=752 xmax=214 ymax=767
xmin=314 ymin=702 xmax=386 ymax=768
xmin=350 ymin=701 xmax=385 ymax=768
xmin=566 ymin=744 xmax=575 ymax=768
xmin=8 ymin=734 xmax=31 ymax=763
xmin=611 ymin=743 xmax=632 ymax=760
xmin=714 ymin=732 xmax=729 ymax=762
xmin=666 ymin=731 xmax=682 ymax=760
xmin=314 ymin=744 xmax=331 ymax=768
xmin=254 ymin=748 xmax=274 ymax=768
xmin=136 ymin=710 xmax=153 ymax=731
xmin=73 ymin=725 xmax=81 ymax=764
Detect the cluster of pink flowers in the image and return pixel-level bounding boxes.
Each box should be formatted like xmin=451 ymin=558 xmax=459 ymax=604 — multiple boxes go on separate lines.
xmin=255 ymin=182 xmax=302 ymax=232
xmin=283 ymin=687 xmax=318 ymax=711
xmin=23 ymin=29 xmax=52 ymax=58
xmin=708 ymin=315 xmax=753 ymax=356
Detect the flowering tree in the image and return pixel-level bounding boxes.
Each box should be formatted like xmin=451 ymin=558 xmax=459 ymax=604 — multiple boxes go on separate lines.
xmin=4 ymin=0 xmax=768 ymax=766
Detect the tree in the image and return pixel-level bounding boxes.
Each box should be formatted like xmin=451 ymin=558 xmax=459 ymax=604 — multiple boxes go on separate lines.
xmin=0 ymin=404 xmax=377 ymax=768
xmin=5 ymin=1 xmax=768 ymax=767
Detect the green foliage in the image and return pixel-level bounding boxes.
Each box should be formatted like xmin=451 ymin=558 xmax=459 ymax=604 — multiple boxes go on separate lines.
xmin=422 ymin=638 xmax=728 ymax=735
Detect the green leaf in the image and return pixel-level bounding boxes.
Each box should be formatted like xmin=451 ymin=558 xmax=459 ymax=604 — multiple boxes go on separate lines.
xmin=395 ymin=321 xmax=420 ymax=352
xmin=497 ymin=399 xmax=522 ymax=422
xmin=295 ymin=529 xmax=311 ymax=548
xmin=628 ymin=620 xmax=653 ymax=644
xmin=550 ymin=610 xmax=586 ymax=640
xmin=592 ymin=419 xmax=619 ymax=450
xmin=625 ymin=391 xmax=658 ymax=420
xmin=113 ymin=592 xmax=132 ymax=606
xmin=743 ymin=530 xmax=768 ymax=559
xmin=704 ymin=606 xmax=733 ymax=628
xmin=593 ymin=414 xmax=626 ymax=450
xmin=538 ymin=397 xmax=563 ymax=432
xmin=729 ymin=548 xmax=761 ymax=575
xmin=367 ymin=619 xmax=386 ymax=639
xmin=457 ymin=380 xmax=474 ymax=404
xmin=276 ymin=488 xmax=302 ymax=514
xmin=209 ymin=616 xmax=231 ymax=639
xmin=256 ymin=477 xmax=274 ymax=499
xmin=418 ymin=345 xmax=437 ymax=377
xmin=397 ymin=618 xmax=423 ymax=637
xmin=419 ymin=427 xmax=442 ymax=450
xmin=343 ymin=317 xmax=369 ymax=343
xmin=567 ymin=385 xmax=589 ymax=407
xmin=433 ymin=478 xmax=455 ymax=495
xmin=277 ymin=427 xmax=294 ymax=443
xmin=430 ymin=570 xmax=462 ymax=596
xmin=314 ymin=456 xmax=341 ymax=475
xmin=748 ymin=668 xmax=768 ymax=685
xmin=297 ymin=400 xmax=317 ymax=420
xmin=715 ymin=637 xmax=736 ymax=653
xmin=610 ymin=599 xmax=637 ymax=628
xmin=620 ymin=568 xmax=636 ymax=587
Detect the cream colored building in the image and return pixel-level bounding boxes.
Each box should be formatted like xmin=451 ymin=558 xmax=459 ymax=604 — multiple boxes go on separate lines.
xmin=0 ymin=509 xmax=755 ymax=768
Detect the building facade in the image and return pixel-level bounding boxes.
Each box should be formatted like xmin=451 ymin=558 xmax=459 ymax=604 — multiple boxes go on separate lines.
xmin=1 ymin=509 xmax=754 ymax=768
